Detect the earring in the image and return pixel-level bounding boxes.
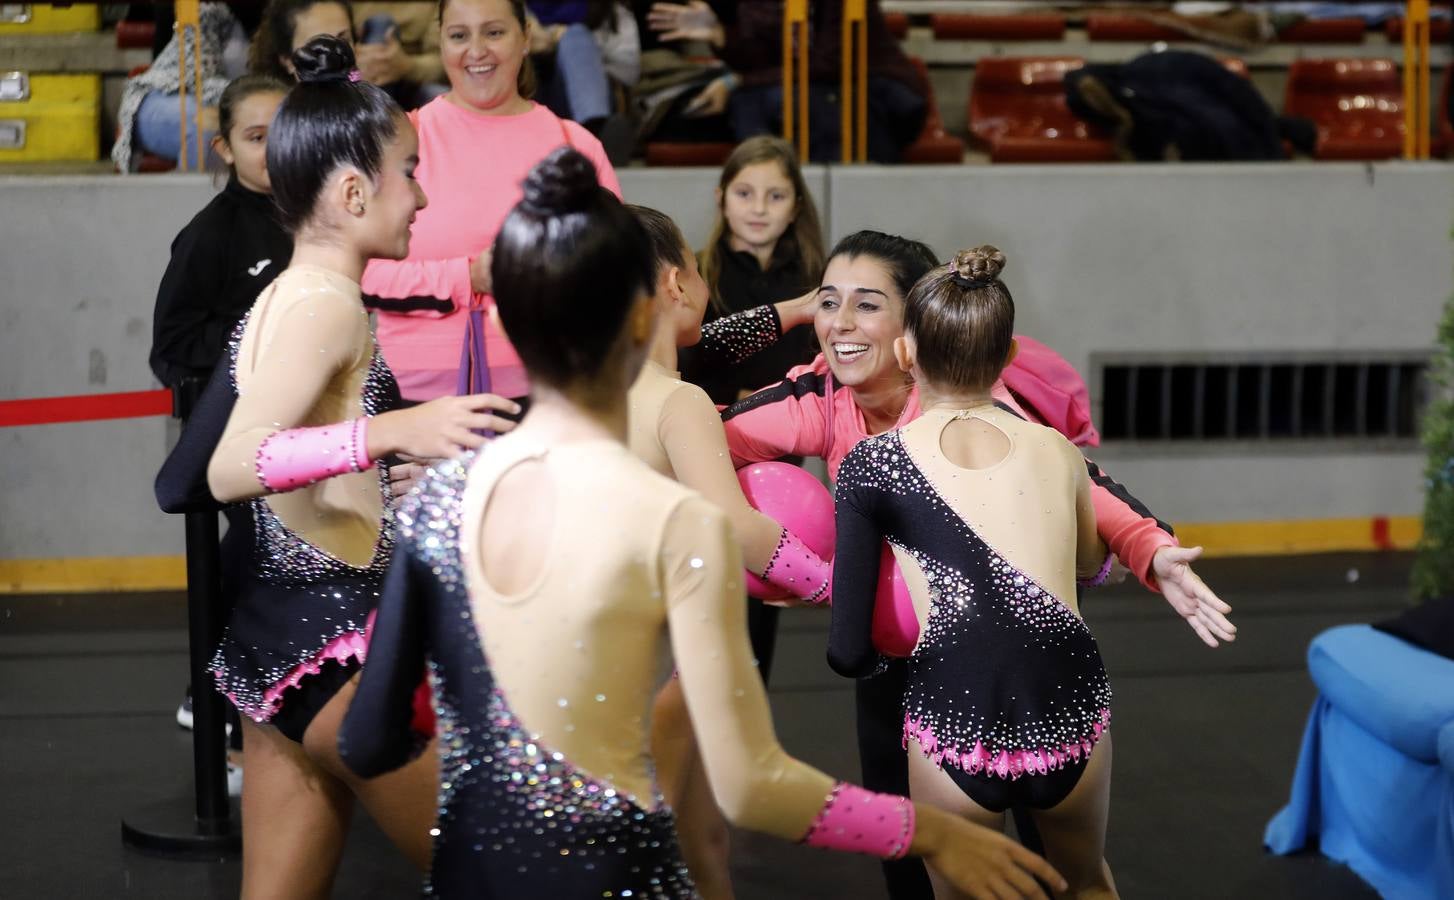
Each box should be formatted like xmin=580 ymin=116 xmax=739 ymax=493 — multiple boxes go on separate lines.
xmin=354 ymin=203 xmax=366 ymax=215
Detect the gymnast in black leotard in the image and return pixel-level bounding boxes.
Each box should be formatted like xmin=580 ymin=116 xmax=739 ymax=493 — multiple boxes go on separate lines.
xmin=829 ymin=247 xmax=1129 ymax=900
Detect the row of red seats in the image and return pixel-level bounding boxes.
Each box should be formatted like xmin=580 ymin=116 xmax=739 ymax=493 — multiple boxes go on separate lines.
xmin=972 ymin=56 xmax=1444 ymax=163
xmin=883 ymin=13 xmax=1450 ymax=44
xmin=645 ymin=57 xmax=964 ymax=167
xmin=649 ymin=57 xmax=1449 ymax=165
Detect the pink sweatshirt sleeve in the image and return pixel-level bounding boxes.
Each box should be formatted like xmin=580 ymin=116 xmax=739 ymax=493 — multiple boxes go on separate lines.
xmin=1084 ymin=460 xmax=1178 ymax=591
xmin=720 ymin=365 xmax=831 ymax=468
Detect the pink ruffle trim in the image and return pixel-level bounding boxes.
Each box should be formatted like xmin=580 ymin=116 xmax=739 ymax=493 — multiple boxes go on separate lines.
xmin=903 ymin=708 xmax=1111 ymax=781
xmin=218 ymin=629 xmax=370 ymax=723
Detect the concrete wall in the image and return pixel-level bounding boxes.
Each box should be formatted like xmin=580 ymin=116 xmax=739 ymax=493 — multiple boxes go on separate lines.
xmin=0 ymin=163 xmax=1448 ymax=561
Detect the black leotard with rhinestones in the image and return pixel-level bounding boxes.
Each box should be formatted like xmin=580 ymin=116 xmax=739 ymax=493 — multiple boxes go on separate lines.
xmin=830 ymin=428 xmax=1112 ymax=813
xmin=339 ymin=456 xmax=696 ymax=898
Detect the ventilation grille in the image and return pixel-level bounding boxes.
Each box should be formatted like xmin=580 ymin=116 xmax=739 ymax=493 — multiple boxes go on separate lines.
xmin=1097 ymin=356 xmax=1430 ymax=442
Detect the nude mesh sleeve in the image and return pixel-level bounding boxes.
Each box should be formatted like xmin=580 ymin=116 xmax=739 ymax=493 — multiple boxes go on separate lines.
xmin=663 ymin=498 xmax=911 ymax=856
xmin=206 ymin=288 xmax=369 ymax=503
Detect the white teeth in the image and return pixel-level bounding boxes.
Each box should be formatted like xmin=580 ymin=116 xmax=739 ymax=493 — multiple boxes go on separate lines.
xmin=834 ymin=342 xmax=869 ymax=354
xmin=466 ymin=65 xmax=495 ymax=74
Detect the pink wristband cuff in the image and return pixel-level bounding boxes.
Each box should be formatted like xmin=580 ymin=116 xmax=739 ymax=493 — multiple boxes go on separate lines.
xmin=759 ymin=528 xmax=831 ymax=604
xmin=801 ymin=782 xmax=914 ymax=859
xmin=1078 ymin=552 xmax=1116 ymax=588
xmin=255 ymin=417 xmax=373 ymax=493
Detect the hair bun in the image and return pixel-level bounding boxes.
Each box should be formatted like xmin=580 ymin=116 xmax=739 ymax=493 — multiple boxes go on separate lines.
xmin=950 ymin=246 xmax=1006 ymax=286
xmin=291 ymin=35 xmax=358 ymax=85
xmin=520 ymin=147 xmax=601 ymax=216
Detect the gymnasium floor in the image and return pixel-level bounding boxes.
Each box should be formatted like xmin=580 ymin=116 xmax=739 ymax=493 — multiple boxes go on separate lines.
xmin=0 ymin=552 xmax=1403 ymax=898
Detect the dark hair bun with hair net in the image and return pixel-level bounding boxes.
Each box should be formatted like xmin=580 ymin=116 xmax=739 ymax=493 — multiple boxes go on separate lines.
xmin=950 ymin=245 xmax=1007 ymax=286
xmin=520 ymin=146 xmax=601 ymax=216
xmin=291 ymin=34 xmax=357 ymax=85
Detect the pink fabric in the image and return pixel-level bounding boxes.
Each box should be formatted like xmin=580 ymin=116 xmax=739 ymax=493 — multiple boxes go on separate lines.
xmin=254 ymin=418 xmax=369 ymax=492
xmin=363 ymin=99 xmax=621 ymax=402
xmin=903 ymin=708 xmax=1112 ymax=781
xmin=1002 ymin=334 xmax=1100 ymax=448
xmin=219 ymin=629 xmax=370 ymax=723
xmin=723 ymin=340 xmax=1177 ymax=590
xmin=759 ymin=528 xmax=832 ymax=604
xmin=801 ymin=782 xmax=915 ymax=859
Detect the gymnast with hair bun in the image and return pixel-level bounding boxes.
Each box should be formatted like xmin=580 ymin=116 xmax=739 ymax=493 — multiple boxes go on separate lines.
xmin=828 ymin=248 xmax=1206 ymax=899
xmin=340 ymin=149 xmax=1068 ymax=900
xmin=172 ymin=35 xmax=514 ymax=896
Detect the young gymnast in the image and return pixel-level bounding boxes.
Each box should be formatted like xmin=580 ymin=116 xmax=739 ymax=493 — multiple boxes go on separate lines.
xmin=191 ymin=36 xmax=515 ymax=896
xmin=628 ymin=203 xmax=832 ymax=898
xmin=830 ymin=247 xmax=1156 ymax=898
xmin=340 ymin=147 xmax=1067 ymax=899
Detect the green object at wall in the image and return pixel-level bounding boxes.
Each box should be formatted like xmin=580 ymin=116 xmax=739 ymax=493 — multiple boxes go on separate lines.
xmin=1413 ymin=294 xmax=1454 ymax=600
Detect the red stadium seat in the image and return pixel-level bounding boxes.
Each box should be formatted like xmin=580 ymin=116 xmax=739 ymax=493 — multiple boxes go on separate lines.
xmin=901 ymin=57 xmax=965 ymax=164
xmin=931 ymin=13 xmax=1067 ymax=42
xmin=115 ymin=20 xmax=155 ymax=50
xmin=968 ymin=57 xmax=1115 ymax=163
xmin=1084 ymin=15 xmax=1186 ymax=42
xmin=1284 ymin=59 xmax=1404 ymax=160
xmin=643 ymin=142 xmax=734 ymax=167
xmin=1386 ymin=17 xmax=1453 ymax=42
xmin=1278 ymin=18 xmax=1366 ymax=43
xmin=884 ymin=12 xmax=908 ymax=40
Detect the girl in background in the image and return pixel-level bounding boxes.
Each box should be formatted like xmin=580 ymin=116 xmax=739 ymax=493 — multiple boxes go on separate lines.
xmin=249 ymin=0 xmax=356 ymax=81
xmin=151 ymin=74 xmax=291 ymax=391
xmin=681 ymin=135 xmax=824 ymax=407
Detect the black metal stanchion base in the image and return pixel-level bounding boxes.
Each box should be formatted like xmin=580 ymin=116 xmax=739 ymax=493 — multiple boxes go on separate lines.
xmin=122 ymin=796 xmax=241 ymax=858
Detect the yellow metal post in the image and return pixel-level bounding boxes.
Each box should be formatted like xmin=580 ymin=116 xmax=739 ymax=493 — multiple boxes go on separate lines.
xmin=1403 ymin=0 xmax=1431 ymax=160
xmin=783 ymin=0 xmax=809 ymax=163
xmin=174 ymin=0 xmax=204 ymax=171
xmin=841 ymin=0 xmax=867 ymax=163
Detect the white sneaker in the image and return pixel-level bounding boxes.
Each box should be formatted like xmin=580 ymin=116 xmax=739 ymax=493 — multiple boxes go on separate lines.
xmin=227 ymin=762 xmax=243 ymax=797
xmin=176 ymin=693 xmax=194 ymax=731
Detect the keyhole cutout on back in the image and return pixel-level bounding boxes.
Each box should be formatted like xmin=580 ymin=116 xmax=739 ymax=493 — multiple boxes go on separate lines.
xmin=938 ymin=416 xmax=1012 ymax=470
xmin=478 ymin=457 xmax=556 ymax=598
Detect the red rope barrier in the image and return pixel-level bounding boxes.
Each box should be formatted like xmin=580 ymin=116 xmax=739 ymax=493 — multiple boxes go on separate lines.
xmin=0 ymin=389 xmax=174 ymax=427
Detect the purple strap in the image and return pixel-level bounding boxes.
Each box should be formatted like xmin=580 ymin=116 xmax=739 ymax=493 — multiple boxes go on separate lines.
xmin=457 ymin=306 xmax=496 ymax=437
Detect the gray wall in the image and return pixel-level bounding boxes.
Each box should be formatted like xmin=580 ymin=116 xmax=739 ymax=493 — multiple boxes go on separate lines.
xmin=0 ymin=163 xmax=1448 ymax=561
xmin=827 ymin=163 xmax=1451 ymax=524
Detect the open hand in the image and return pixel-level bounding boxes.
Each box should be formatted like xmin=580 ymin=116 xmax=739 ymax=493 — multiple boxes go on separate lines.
xmin=917 ymin=805 xmax=1067 ymax=899
xmin=647 ymin=1 xmax=723 ymax=44
xmin=356 ymin=36 xmax=412 ymax=86
xmin=372 ymin=393 xmax=521 ymax=460
xmin=684 ymin=75 xmax=732 ymax=117
xmin=1152 ymin=545 xmax=1237 ymax=647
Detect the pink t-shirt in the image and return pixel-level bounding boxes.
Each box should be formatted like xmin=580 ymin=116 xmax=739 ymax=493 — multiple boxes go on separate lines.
xmin=362 ymin=98 xmax=621 ymax=401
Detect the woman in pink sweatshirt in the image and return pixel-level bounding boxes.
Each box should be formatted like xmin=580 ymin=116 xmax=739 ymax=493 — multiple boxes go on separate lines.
xmin=362 ymin=0 xmax=619 ymax=403
xmin=715 ymin=229 xmax=1236 ymax=900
